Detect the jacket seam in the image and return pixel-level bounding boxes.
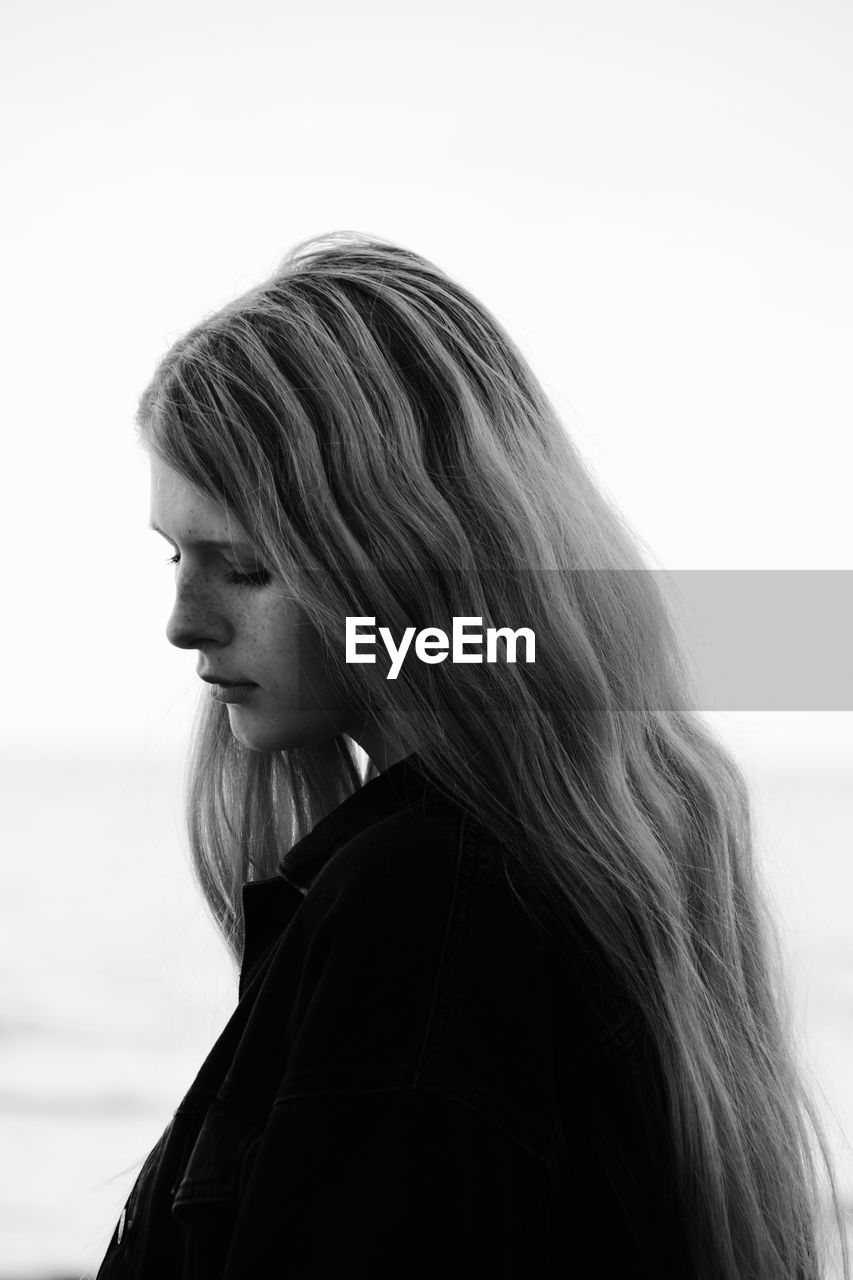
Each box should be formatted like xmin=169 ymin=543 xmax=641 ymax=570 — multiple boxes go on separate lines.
xmin=267 ymin=1079 xmax=560 ymax=1174
xmin=410 ymin=807 xmax=470 ymax=1090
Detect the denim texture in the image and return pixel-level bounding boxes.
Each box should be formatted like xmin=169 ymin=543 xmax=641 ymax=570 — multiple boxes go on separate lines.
xmin=95 ymin=752 xmax=692 ymax=1277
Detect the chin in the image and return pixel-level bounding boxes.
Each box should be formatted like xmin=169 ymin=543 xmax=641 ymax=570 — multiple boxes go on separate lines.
xmin=230 ymin=729 xmax=291 ymax=754
xmin=225 ymin=709 xmax=338 ymax=755
xmin=225 ymin=713 xmax=285 ymax=753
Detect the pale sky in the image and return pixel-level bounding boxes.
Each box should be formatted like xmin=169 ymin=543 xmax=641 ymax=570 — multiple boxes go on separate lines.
xmin=2 ymin=0 xmax=850 ymax=768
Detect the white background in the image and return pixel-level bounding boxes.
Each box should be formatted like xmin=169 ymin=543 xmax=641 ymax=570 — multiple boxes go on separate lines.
xmin=1 ymin=0 xmax=850 ymax=1275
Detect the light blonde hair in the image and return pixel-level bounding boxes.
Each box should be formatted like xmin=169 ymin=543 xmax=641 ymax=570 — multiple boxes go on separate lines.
xmin=137 ymin=230 xmax=847 ymax=1279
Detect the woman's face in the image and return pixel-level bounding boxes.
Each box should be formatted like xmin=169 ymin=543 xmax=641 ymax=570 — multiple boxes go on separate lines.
xmin=148 ymin=454 xmax=400 ymax=765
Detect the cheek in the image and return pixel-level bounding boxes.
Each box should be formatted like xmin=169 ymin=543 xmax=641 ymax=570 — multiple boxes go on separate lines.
xmin=260 ymin=604 xmax=329 ymax=688
xmin=296 ymin=623 xmax=339 ymax=691
xmin=292 ymin=619 xmax=356 ymax=711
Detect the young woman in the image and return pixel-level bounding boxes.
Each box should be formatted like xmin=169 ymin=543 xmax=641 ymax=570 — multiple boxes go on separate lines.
xmin=96 ymin=231 xmax=846 ymax=1279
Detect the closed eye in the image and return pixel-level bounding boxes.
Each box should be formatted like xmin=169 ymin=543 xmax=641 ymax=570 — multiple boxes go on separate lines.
xmin=164 ymin=552 xmax=272 ymax=588
xmin=226 ymin=568 xmax=273 ymax=587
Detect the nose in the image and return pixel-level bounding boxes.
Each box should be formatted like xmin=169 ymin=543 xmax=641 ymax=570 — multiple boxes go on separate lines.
xmin=165 ymin=576 xmax=231 ymax=651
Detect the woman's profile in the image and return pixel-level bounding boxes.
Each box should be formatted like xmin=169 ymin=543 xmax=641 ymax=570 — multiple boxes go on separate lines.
xmin=96 ymin=230 xmax=847 ymax=1278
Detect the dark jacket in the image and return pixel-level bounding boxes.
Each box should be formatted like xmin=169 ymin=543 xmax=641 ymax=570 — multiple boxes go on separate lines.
xmin=95 ymin=752 xmax=692 ymax=1278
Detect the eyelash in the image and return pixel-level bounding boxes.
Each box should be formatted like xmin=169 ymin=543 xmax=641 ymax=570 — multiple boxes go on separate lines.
xmin=165 ymin=552 xmax=272 ymax=588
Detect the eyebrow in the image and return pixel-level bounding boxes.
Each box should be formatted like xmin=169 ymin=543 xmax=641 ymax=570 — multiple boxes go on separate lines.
xmin=148 ymin=521 xmax=255 ymax=551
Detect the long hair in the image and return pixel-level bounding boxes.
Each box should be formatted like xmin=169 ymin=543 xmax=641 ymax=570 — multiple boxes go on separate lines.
xmin=136 ymin=230 xmax=847 ymax=1279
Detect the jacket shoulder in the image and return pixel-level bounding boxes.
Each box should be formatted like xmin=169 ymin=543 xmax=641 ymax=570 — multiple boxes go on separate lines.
xmin=276 ymin=799 xmax=632 ymax=1164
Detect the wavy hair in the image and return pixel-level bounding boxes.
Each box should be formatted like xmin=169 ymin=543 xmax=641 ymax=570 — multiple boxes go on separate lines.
xmin=136 ymin=230 xmax=847 ymax=1279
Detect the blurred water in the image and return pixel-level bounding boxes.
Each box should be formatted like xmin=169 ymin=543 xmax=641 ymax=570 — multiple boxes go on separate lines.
xmin=1 ymin=753 xmax=851 ymax=1277
xmin=0 ymin=753 xmax=237 ymax=1279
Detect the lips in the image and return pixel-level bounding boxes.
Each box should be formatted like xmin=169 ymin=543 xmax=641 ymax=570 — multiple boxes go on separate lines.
xmin=199 ymin=675 xmax=257 ymax=687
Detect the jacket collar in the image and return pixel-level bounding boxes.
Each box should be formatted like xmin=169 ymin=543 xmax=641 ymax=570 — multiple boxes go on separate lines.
xmin=238 ymin=752 xmax=435 ymax=998
xmin=275 ymin=751 xmax=435 ymax=895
